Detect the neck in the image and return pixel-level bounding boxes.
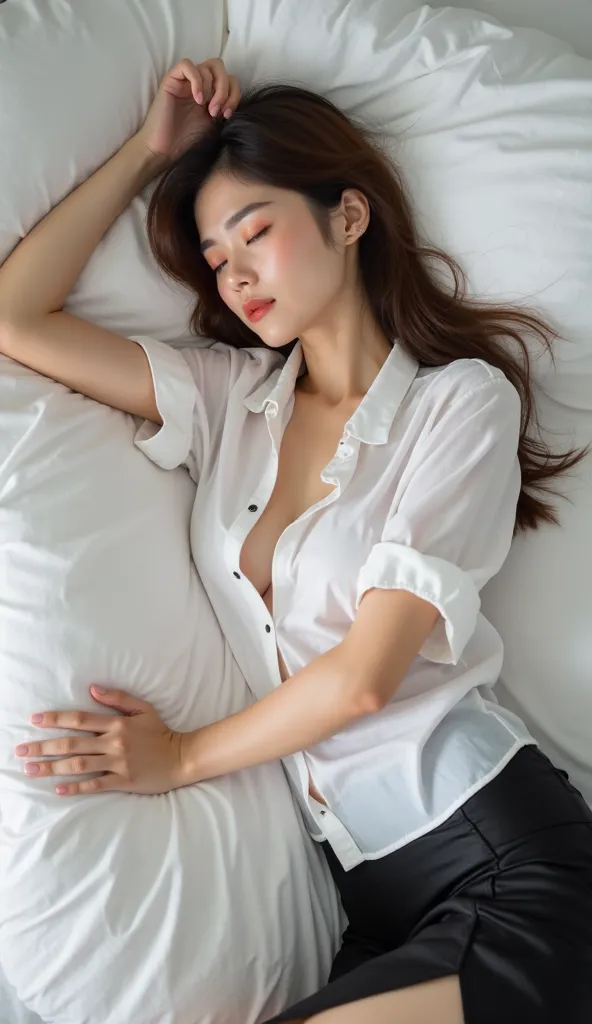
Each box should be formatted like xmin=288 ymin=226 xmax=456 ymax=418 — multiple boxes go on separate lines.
xmin=298 ymin=285 xmax=392 ymax=406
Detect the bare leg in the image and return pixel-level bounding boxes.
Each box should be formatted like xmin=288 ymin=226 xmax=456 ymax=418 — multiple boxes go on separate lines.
xmin=283 ymin=975 xmax=464 ymax=1024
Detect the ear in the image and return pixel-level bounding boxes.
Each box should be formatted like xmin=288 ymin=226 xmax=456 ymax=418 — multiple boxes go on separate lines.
xmin=336 ymin=188 xmax=370 ymax=246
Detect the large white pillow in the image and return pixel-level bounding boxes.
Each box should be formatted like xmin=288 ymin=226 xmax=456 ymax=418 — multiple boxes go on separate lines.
xmin=223 ymin=1 xmax=592 ymax=799
xmin=0 ymin=2 xmax=342 ymax=1021
xmin=0 ymin=355 xmax=342 ymax=1024
xmin=0 ymin=0 xmax=225 ymax=344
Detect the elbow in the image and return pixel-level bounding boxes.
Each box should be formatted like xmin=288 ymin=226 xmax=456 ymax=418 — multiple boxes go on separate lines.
xmin=345 ymin=677 xmax=389 ymax=718
xmin=329 ymin=647 xmax=390 ymax=720
xmin=0 ymin=319 xmax=15 ymax=358
xmin=352 ymin=689 xmax=388 ymax=717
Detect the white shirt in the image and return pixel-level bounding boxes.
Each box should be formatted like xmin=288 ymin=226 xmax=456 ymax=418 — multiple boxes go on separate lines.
xmin=132 ymin=334 xmax=536 ymax=871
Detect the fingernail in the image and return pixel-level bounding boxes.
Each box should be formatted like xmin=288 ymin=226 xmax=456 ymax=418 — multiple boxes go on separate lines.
xmin=25 ymin=763 xmax=40 ymax=776
xmin=30 ymin=714 xmax=43 ymax=724
xmin=93 ymin=686 xmax=107 ymax=695
xmin=15 ymin=745 xmax=28 ymax=756
xmin=209 ymin=103 xmax=220 ymax=117
xmin=56 ymin=786 xmax=68 ymax=796
xmin=196 ymin=91 xmax=203 ymax=104
xmin=223 ymin=107 xmax=232 ymax=119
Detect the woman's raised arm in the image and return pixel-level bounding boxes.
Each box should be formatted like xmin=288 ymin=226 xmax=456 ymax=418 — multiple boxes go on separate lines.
xmin=0 ymin=136 xmax=166 ymax=420
xmin=0 ymin=59 xmax=240 ymax=421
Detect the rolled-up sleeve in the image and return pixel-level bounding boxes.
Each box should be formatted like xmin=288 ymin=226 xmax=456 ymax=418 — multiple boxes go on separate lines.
xmin=129 ymin=336 xmax=259 ymax=483
xmin=356 ymin=375 xmax=522 ymax=664
xmin=131 ymin=336 xmax=199 ymax=473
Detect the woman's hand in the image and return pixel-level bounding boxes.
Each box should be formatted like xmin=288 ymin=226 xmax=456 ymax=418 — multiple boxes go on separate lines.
xmin=135 ymin=57 xmax=241 ymax=163
xmin=15 ymin=686 xmax=188 ymax=797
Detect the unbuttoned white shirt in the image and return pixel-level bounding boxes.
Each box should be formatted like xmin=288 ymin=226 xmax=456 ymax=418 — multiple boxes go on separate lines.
xmin=132 ymin=335 xmax=535 ymax=870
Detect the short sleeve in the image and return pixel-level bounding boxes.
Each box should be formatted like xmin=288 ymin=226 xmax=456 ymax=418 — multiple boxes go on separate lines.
xmin=129 ymin=336 xmax=275 ymax=482
xmin=356 ymin=373 xmax=522 ymax=665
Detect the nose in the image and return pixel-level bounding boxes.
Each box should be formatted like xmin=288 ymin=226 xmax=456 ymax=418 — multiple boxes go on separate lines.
xmin=225 ymin=252 xmax=257 ymax=292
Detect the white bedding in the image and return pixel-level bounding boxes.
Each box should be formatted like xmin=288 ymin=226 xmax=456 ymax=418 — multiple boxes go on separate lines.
xmin=446 ymin=0 xmax=592 ymax=60
xmin=223 ymin=0 xmax=592 ymax=801
xmin=1 ymin=1 xmax=592 ymax=1022
xmin=0 ymin=4 xmax=342 ymax=1023
xmin=0 ymin=357 xmax=341 ymax=1024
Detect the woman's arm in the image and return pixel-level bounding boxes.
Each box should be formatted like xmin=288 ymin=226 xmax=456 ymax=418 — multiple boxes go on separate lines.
xmin=15 ymin=587 xmax=439 ymax=797
xmin=17 ymin=374 xmax=519 ymax=799
xmin=179 ymin=588 xmax=439 ymax=784
xmin=0 ymin=136 xmax=166 ymax=420
xmin=0 ymin=58 xmax=239 ymax=421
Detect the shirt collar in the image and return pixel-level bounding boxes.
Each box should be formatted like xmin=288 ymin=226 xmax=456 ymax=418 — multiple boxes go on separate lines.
xmin=244 ymin=339 xmax=419 ymax=445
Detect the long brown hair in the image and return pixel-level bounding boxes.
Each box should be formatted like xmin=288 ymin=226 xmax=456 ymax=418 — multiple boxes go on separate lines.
xmin=146 ymin=83 xmax=585 ymax=532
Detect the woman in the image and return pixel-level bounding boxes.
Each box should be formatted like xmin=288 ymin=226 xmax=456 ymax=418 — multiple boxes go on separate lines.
xmin=2 ymin=58 xmax=592 ymax=1024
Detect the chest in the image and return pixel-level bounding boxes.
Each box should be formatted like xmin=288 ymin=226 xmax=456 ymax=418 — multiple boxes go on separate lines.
xmin=239 ymin=391 xmax=359 ymax=600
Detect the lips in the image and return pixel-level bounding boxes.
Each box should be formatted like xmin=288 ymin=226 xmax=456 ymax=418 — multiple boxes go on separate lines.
xmin=243 ymin=298 xmax=275 ymax=323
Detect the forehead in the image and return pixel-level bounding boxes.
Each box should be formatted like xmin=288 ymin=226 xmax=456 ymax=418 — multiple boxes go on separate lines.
xmin=194 ymin=172 xmax=297 ymax=236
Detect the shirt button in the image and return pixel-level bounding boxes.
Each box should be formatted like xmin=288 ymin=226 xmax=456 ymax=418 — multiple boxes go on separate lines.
xmin=265 ymin=624 xmax=271 ymax=633
xmin=233 ymin=571 xmax=240 ymax=579
xmin=248 ymin=504 xmax=258 ymax=512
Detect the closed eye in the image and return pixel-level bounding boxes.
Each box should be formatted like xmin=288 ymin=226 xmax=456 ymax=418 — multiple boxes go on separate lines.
xmin=212 ymin=227 xmax=270 ymax=275
xmin=246 ymin=226 xmax=270 ymax=245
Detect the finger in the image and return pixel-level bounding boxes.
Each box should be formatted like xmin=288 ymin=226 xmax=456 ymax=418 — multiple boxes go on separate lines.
xmin=90 ymin=686 xmax=153 ymax=715
xmin=28 ymin=710 xmax=114 ymax=732
xmin=169 ymin=59 xmax=209 ymax=105
xmin=15 ymin=734 xmax=105 ymax=759
xmin=197 ymin=66 xmax=214 ymax=106
xmin=24 ymin=755 xmax=108 ymax=779
xmin=166 ymin=59 xmax=201 ymax=101
xmin=56 ymin=776 xmax=119 ymax=798
xmin=206 ymin=65 xmax=231 ymax=118
xmin=223 ymin=75 xmax=241 ymax=119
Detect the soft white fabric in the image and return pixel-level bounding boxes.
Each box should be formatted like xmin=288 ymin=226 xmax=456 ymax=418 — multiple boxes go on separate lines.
xmin=0 ymin=6 xmax=341 ymax=1021
xmin=446 ymin=0 xmax=592 ymax=61
xmin=132 ymin=334 xmax=535 ymax=869
xmin=0 ymin=356 xmax=342 ymax=1023
xmin=3 ymin=0 xmax=592 ymax=1018
xmin=0 ymin=0 xmax=225 ymax=345
xmin=0 ymin=964 xmax=40 ymax=1024
xmin=223 ymin=0 xmax=592 ymax=804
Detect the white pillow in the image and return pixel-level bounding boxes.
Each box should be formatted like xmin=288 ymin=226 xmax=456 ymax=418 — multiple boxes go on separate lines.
xmin=0 ymin=3 xmax=341 ymax=1020
xmin=222 ymin=1 xmax=592 ymax=800
xmin=0 ymin=0 xmax=225 ymax=344
xmin=0 ymin=356 xmax=341 ymax=1024
xmin=445 ymin=0 xmax=592 ymax=61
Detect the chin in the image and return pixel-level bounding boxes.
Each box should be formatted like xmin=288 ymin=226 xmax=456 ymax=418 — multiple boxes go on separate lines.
xmin=254 ymin=325 xmax=299 ymax=350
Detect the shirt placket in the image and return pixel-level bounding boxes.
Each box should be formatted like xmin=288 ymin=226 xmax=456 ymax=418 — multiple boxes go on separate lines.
xmin=225 ymin=398 xmax=367 ymax=869
xmin=222 ymin=399 xmax=287 ymax=703
xmin=271 ymin=428 xmax=366 ymax=869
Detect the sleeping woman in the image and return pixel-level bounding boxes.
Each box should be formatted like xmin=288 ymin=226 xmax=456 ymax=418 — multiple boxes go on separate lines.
xmin=1 ymin=58 xmax=591 ymax=1024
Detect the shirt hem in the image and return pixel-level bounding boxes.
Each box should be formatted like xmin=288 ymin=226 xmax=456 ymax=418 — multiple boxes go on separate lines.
xmin=343 ymin=737 xmax=538 ymax=867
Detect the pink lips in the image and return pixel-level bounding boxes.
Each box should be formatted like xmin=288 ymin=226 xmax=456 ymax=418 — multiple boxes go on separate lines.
xmin=243 ymin=299 xmax=275 ymax=323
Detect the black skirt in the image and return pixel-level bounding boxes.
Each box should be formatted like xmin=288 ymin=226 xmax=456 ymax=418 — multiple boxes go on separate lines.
xmin=267 ymin=745 xmax=592 ymax=1023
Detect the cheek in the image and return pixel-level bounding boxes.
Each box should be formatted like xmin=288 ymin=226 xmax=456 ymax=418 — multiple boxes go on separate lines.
xmin=266 ymin=224 xmax=328 ymax=284
xmin=263 ymin=233 xmax=299 ymax=279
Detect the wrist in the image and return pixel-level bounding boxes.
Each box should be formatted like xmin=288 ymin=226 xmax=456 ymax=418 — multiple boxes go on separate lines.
xmin=178 ymin=728 xmax=206 ymax=786
xmin=126 ymin=133 xmax=171 ymax=187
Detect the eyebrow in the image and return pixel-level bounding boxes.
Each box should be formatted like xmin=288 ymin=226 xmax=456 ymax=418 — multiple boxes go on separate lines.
xmin=199 ymin=201 xmax=273 ymax=253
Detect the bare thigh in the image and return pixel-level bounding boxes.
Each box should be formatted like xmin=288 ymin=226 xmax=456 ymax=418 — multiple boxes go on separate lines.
xmin=286 ymin=975 xmax=464 ymax=1024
